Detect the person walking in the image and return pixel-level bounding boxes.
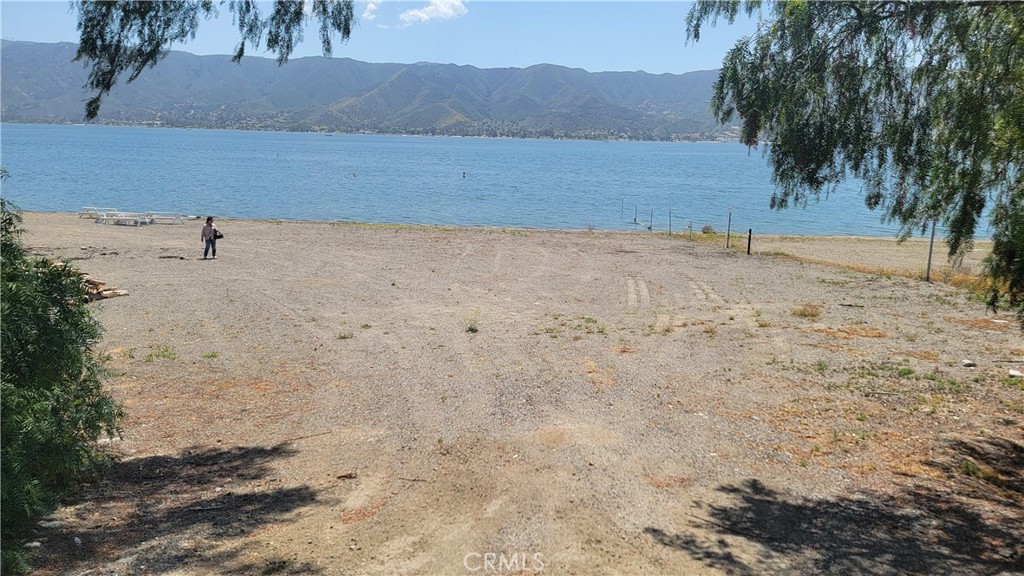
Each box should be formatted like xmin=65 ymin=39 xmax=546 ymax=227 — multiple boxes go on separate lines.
xmin=201 ymin=216 xmax=220 ymax=259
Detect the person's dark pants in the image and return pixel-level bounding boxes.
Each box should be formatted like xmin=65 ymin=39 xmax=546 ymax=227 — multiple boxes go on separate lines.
xmin=204 ymin=238 xmax=217 ymax=258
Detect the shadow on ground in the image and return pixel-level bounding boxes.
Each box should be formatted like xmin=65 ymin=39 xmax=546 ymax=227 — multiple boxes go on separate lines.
xmin=31 ymin=443 xmax=324 ymax=575
xmin=924 ymin=435 xmax=1024 ymax=509
xmin=647 ymin=436 xmax=1024 ymax=575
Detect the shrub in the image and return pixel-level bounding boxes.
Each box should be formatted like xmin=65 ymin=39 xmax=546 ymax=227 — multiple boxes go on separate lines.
xmin=1 ymin=196 xmax=123 ymax=573
xmin=701 ymin=224 xmax=715 ymax=234
xmin=792 ymin=303 xmax=823 ymax=319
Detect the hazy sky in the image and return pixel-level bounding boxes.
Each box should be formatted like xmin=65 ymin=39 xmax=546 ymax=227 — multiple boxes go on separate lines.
xmin=0 ymin=1 xmax=759 ymax=74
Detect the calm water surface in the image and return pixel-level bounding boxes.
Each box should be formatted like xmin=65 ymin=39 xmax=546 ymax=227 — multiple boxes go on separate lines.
xmin=2 ymin=123 xmax=924 ymax=236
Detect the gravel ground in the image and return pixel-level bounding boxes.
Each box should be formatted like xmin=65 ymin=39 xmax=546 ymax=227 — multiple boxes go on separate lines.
xmin=20 ymin=212 xmax=1023 ymax=575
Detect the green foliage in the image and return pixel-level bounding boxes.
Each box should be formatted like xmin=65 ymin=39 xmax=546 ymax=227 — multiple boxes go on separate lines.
xmin=73 ymin=0 xmax=355 ymax=119
xmin=0 ymin=195 xmax=123 ymax=573
xmin=687 ymin=1 xmax=1024 ymax=325
xmin=984 ymin=195 xmax=1024 ymax=325
xmin=144 ymin=345 xmax=178 ymax=362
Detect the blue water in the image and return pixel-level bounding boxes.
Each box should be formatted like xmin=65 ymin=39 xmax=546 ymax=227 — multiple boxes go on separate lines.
xmin=1 ymin=123 xmax=921 ymax=236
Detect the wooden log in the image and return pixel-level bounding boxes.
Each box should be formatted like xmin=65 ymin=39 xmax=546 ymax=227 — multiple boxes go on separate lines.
xmin=87 ymin=289 xmax=129 ymax=302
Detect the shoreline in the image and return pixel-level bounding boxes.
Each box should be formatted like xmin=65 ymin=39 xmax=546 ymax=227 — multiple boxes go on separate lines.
xmin=23 ymin=210 xmax=994 ymax=283
xmin=21 ymin=209 xmax=994 ymax=243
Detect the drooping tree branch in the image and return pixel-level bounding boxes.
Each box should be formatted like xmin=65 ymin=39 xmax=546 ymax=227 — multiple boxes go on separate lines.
xmin=73 ymin=0 xmax=355 ymax=120
xmin=688 ymin=0 xmax=1024 ymax=322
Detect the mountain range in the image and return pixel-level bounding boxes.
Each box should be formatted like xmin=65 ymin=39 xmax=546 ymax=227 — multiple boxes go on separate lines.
xmin=1 ymin=40 xmax=736 ymax=141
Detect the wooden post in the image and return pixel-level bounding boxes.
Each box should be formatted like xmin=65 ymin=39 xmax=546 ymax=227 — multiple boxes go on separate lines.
xmin=669 ymin=209 xmax=672 ymax=236
xmin=926 ymin=219 xmax=937 ymax=282
xmin=747 ymin=229 xmax=752 ymax=255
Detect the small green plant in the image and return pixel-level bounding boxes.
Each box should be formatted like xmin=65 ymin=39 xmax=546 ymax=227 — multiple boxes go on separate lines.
xmin=857 ymin=366 xmax=881 ymax=378
xmin=701 ymin=224 xmax=715 ymax=234
xmin=360 ymin=323 xmax=372 ymax=329
xmin=897 ymin=367 xmax=915 ymax=378
xmin=466 ymin=310 xmax=480 ymax=333
xmin=145 ymin=345 xmax=177 ymax=362
xmin=337 ymin=332 xmax=354 ymax=340
xmin=958 ymin=459 xmax=983 ymax=478
xmin=703 ymin=324 xmax=717 ymax=337
xmin=202 ymin=351 xmax=219 ymax=359
xmin=815 ymin=360 xmax=828 ymax=373
xmin=933 ymin=379 xmax=963 ymax=393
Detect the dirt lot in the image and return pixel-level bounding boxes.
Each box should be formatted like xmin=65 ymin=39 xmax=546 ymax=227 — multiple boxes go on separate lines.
xmin=21 ymin=213 xmax=1023 ymax=575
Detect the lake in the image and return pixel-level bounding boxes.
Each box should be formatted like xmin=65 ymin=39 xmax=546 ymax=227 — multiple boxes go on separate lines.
xmin=1 ymin=123 xmax=924 ymax=237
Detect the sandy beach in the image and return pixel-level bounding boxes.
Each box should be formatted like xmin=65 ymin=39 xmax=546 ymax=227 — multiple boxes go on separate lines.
xmin=21 ymin=212 xmax=1022 ymax=575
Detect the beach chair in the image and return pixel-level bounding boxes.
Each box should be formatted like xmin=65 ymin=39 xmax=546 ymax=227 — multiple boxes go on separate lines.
xmin=95 ymin=211 xmax=151 ymax=226
xmin=116 ymin=213 xmax=152 ymax=226
xmin=79 ymin=206 xmax=118 ymax=219
xmin=145 ymin=211 xmax=184 ymax=225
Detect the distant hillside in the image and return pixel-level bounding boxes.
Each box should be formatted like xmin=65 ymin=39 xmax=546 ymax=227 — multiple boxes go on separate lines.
xmin=1 ymin=40 xmax=736 ymax=141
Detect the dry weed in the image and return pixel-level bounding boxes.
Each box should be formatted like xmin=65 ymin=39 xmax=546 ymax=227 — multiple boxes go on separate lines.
xmin=944 ymin=316 xmax=1010 ymax=331
xmin=810 ymin=326 xmax=888 ymax=339
xmin=792 ymin=303 xmax=823 ymax=319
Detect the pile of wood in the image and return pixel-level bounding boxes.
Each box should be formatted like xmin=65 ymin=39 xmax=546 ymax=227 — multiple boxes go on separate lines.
xmin=44 ymin=260 xmax=128 ymax=302
xmin=83 ymin=274 xmax=129 ymax=301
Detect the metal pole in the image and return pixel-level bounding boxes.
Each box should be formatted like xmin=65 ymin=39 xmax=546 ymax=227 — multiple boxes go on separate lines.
xmin=926 ymin=219 xmax=937 ymax=282
xmin=726 ymin=207 xmax=732 ymax=249
xmin=649 ymin=209 xmax=654 ymax=231
xmin=747 ymin=229 xmax=752 ymax=255
xmin=634 ymin=204 xmax=638 ymax=224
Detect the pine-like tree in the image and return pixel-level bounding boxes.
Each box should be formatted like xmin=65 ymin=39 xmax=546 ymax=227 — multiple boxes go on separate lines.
xmin=1 ymin=184 xmax=124 ymax=574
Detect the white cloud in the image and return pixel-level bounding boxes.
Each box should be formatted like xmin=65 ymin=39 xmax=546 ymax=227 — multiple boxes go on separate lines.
xmin=398 ymin=0 xmax=468 ymax=26
xmin=362 ymin=0 xmax=382 ymax=21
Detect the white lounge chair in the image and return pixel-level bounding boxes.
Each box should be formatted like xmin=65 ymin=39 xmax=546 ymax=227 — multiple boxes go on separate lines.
xmin=95 ymin=211 xmax=152 ymax=226
xmin=79 ymin=206 xmax=119 ymax=219
xmin=144 ymin=211 xmax=184 ymax=225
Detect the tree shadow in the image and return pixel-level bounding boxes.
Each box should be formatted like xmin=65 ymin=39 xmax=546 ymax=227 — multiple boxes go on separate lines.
xmin=31 ymin=443 xmax=326 ymax=575
xmin=646 ymin=437 xmax=1024 ymax=575
xmin=921 ymin=436 xmax=1024 ymax=509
